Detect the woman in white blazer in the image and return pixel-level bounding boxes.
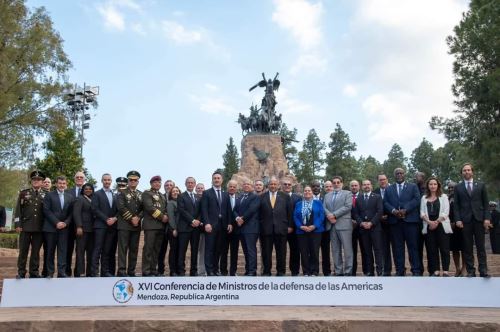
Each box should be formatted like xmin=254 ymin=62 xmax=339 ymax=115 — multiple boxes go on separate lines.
xmin=420 ymin=177 xmax=452 ymax=277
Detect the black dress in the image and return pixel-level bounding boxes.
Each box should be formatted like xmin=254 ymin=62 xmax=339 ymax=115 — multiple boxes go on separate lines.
xmin=449 ymin=198 xmax=464 ymax=252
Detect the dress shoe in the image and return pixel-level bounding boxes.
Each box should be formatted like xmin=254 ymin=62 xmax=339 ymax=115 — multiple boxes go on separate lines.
xmin=46 ymin=274 xmax=53 ymax=279
xmin=177 ymin=272 xmax=186 ymax=277
xmin=261 ymin=273 xmax=271 ymax=277
xmin=365 ymin=273 xmax=375 ymax=277
xmin=103 ymin=272 xmax=114 ymax=277
xmin=229 ymin=272 xmax=237 ymax=276
xmin=276 ymin=273 xmax=285 ymax=277
xmin=207 ymin=272 xmax=220 ymax=276
xmin=480 ymin=273 xmax=491 ymax=278
xmin=189 ymin=272 xmax=198 ymax=277
xmin=170 ymin=272 xmax=179 ymax=277
xmin=117 ymin=272 xmax=127 ymax=277
xmin=57 ymin=274 xmax=68 ymax=278
xmin=323 ymin=273 xmax=331 ymax=277
xmin=29 ymin=274 xmax=41 ymax=278
xmin=16 ymin=274 xmax=25 ymax=279
xmin=247 ymin=273 xmax=257 ymax=276
xmin=291 ymin=273 xmax=299 ymax=277
xmin=128 ymin=273 xmax=137 ymax=277
xmin=466 ymin=273 xmax=476 ymax=278
xmin=220 ymin=271 xmax=228 ymax=276
xmin=383 ymin=273 xmax=392 ymax=277
xmin=335 ymin=273 xmax=344 ymax=277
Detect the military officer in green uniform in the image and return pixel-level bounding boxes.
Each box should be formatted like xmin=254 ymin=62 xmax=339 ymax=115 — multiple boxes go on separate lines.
xmin=14 ymin=170 xmax=46 ymax=278
xmin=116 ymin=171 xmax=143 ymax=277
xmin=141 ymin=175 xmax=168 ymax=276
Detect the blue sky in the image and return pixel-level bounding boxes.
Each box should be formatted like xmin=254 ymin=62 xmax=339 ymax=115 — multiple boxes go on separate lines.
xmin=28 ymin=0 xmax=469 ymax=190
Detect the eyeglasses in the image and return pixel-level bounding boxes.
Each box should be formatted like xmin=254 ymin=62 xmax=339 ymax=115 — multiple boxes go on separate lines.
xmin=282 ymin=183 xmax=292 ymax=186
xmin=332 ymin=181 xmax=341 ymax=184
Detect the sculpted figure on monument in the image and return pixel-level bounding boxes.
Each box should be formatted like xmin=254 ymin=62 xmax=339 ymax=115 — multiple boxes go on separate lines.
xmin=239 ymin=72 xmax=282 ymax=135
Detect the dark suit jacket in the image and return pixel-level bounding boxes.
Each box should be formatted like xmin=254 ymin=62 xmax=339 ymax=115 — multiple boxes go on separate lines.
xmin=200 ymin=187 xmax=232 ymax=230
xmin=91 ymin=189 xmax=118 ymax=229
xmin=259 ymin=191 xmax=293 ymax=236
xmin=0 ymin=206 xmax=6 ymax=228
xmin=383 ymin=182 xmax=421 ymax=224
xmin=72 ymin=196 xmax=94 ymax=232
xmin=453 ymin=180 xmax=490 ymax=223
xmin=233 ymin=192 xmax=260 ymax=234
xmin=354 ymin=192 xmax=383 ymax=227
xmin=43 ymin=190 xmax=74 ymax=232
xmin=176 ymin=191 xmax=201 ymax=233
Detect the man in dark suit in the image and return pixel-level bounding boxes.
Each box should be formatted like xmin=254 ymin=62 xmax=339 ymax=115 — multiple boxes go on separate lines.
xmin=65 ymin=171 xmax=86 ymax=276
xmin=374 ymin=173 xmax=392 ymax=276
xmin=259 ymin=176 xmax=293 ymax=276
xmin=281 ymin=177 xmax=301 ymax=276
xmin=177 ymin=176 xmax=202 ymax=276
xmin=91 ymin=173 xmax=118 ymax=277
xmin=453 ymin=163 xmax=492 ymax=277
xmin=354 ymin=180 xmax=384 ymax=276
xmin=201 ymin=170 xmax=233 ymax=276
xmin=43 ymin=175 xmax=74 ymax=278
xmin=226 ymin=180 xmax=240 ymax=276
xmin=384 ymin=168 xmax=422 ymax=276
xmin=234 ymin=177 xmax=261 ymax=276
xmin=350 ymin=180 xmax=366 ymax=276
xmin=0 ymin=205 xmax=6 ymax=232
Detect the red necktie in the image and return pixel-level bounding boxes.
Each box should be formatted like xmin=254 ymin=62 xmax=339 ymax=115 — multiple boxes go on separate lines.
xmin=352 ymin=194 xmax=356 ymax=208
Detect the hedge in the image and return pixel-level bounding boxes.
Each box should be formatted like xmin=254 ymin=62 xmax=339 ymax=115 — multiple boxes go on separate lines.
xmin=0 ymin=232 xmax=18 ymax=249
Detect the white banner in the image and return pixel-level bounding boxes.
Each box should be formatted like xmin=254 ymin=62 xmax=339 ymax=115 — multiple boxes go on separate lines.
xmin=2 ymin=277 xmax=499 ymax=307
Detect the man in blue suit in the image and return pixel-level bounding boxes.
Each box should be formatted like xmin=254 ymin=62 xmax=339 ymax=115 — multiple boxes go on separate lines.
xmin=91 ymin=173 xmax=118 ymax=277
xmin=233 ymin=177 xmax=261 ymax=276
xmin=201 ymin=170 xmax=233 ymax=276
xmin=43 ymin=175 xmax=75 ymax=278
xmin=383 ymin=168 xmax=422 ymax=276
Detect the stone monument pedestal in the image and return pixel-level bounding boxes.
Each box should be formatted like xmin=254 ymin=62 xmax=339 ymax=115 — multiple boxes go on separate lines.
xmin=232 ymin=133 xmax=295 ymax=187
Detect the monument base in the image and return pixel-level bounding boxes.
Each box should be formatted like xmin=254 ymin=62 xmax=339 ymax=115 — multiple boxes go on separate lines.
xmin=233 ymin=133 xmax=296 ymax=187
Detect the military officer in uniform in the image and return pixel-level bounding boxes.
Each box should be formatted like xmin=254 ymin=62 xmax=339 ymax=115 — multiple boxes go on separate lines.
xmin=14 ymin=170 xmax=46 ymax=278
xmin=115 ymin=177 xmax=128 ymax=192
xmin=141 ymin=175 xmax=168 ymax=276
xmin=117 ymin=171 xmax=143 ymax=277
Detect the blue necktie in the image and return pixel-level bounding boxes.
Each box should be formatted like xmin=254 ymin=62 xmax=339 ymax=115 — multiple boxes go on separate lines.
xmin=59 ymin=192 xmax=64 ymax=209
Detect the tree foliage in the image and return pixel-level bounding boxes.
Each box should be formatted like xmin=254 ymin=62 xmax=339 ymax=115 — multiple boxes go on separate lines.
xmin=35 ymin=128 xmax=84 ymax=187
xmin=430 ymin=0 xmax=500 ymax=189
xmin=0 ymin=1 xmax=71 ymax=167
xmin=222 ymin=137 xmax=240 ymax=186
xmin=279 ymin=123 xmax=298 ymax=170
xmin=358 ymin=155 xmax=382 ymax=184
xmin=383 ymin=143 xmax=407 ymax=177
xmin=409 ymin=138 xmax=435 ymax=178
xmin=293 ymin=129 xmax=325 ymax=185
xmin=0 ymin=168 xmax=29 ymax=209
xmin=324 ymin=123 xmax=358 ymax=182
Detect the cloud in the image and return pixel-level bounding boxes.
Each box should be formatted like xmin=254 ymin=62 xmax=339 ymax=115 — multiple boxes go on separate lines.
xmin=272 ymin=0 xmax=327 ymax=76
xmin=345 ymin=0 xmax=467 ymax=156
xmin=97 ymin=3 xmax=126 ymax=30
xmin=204 ymin=83 xmax=219 ymax=92
xmin=272 ymin=0 xmax=324 ymax=50
xmin=96 ymin=0 xmax=142 ymax=31
xmin=162 ymin=20 xmax=203 ymax=44
xmin=275 ymin=88 xmax=314 ymax=114
xmin=342 ymin=84 xmax=358 ymax=97
xmin=188 ymin=94 xmax=237 ymax=116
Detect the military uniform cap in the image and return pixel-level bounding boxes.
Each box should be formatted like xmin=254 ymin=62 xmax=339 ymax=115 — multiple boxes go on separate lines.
xmin=30 ymin=170 xmax=45 ymax=180
xmin=116 ymin=177 xmax=128 ymax=186
xmin=127 ymin=170 xmax=141 ymax=179
xmin=150 ymin=175 xmax=162 ymax=183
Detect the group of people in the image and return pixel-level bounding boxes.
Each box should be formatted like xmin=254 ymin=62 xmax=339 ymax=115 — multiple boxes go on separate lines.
xmin=11 ymin=162 xmax=497 ymax=279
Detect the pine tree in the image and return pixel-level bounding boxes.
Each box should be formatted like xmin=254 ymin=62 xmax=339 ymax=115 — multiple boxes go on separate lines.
xmin=324 ymin=123 xmax=358 ymax=183
xmin=222 ymin=137 xmax=240 ymax=186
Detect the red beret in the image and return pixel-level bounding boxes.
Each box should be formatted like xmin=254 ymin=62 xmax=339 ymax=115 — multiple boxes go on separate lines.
xmin=150 ymin=175 xmax=162 ymax=183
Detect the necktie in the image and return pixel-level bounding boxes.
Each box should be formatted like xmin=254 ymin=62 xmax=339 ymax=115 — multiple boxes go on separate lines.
xmin=365 ymin=194 xmax=369 ymax=201
xmin=230 ymin=195 xmax=235 ymax=209
xmin=241 ymin=194 xmax=247 ymax=202
xmin=467 ymin=182 xmax=472 ymax=195
xmin=190 ymin=192 xmax=196 ymax=205
xmin=76 ymin=187 xmax=80 ymax=197
xmin=59 ymin=192 xmax=64 ymax=209
xmin=398 ymin=184 xmax=403 ymax=197
xmin=381 ymin=188 xmax=385 ymax=199
xmin=332 ymin=191 xmax=338 ymax=205
xmin=271 ymin=192 xmax=276 ymax=208
xmin=216 ymin=189 xmax=221 ymax=204
xmin=352 ymin=194 xmax=357 ymax=208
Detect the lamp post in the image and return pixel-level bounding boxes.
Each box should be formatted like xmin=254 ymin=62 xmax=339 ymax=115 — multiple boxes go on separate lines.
xmin=64 ymin=83 xmax=99 ymax=156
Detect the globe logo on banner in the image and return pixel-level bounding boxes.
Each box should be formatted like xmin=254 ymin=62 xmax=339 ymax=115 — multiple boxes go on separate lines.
xmin=112 ymin=279 xmax=134 ymax=303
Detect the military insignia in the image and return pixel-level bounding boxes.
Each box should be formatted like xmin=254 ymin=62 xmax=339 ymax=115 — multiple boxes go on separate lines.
xmin=153 ymin=194 xmax=159 ymax=201
xmin=126 ymin=194 xmax=132 ymax=199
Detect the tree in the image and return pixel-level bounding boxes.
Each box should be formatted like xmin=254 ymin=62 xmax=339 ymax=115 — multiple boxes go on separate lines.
xmin=383 ymin=143 xmax=407 ymax=177
xmin=293 ymin=129 xmax=325 ymax=185
xmin=358 ymin=155 xmax=383 ymax=184
xmin=409 ymin=138 xmax=435 ymax=179
xmin=35 ymin=128 xmax=84 ymax=187
xmin=0 ymin=1 xmax=72 ymax=167
xmin=430 ymin=0 xmax=500 ymax=189
xmin=433 ymin=140 xmax=472 ymax=184
xmin=0 ymin=168 xmax=29 ymax=209
xmin=279 ymin=123 xmax=299 ymax=170
xmin=324 ymin=123 xmax=358 ymax=183
xmin=222 ymin=137 xmax=240 ymax=186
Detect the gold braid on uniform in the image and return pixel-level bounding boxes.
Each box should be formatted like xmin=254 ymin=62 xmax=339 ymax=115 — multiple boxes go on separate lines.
xmin=152 ymin=209 xmax=162 ymax=219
